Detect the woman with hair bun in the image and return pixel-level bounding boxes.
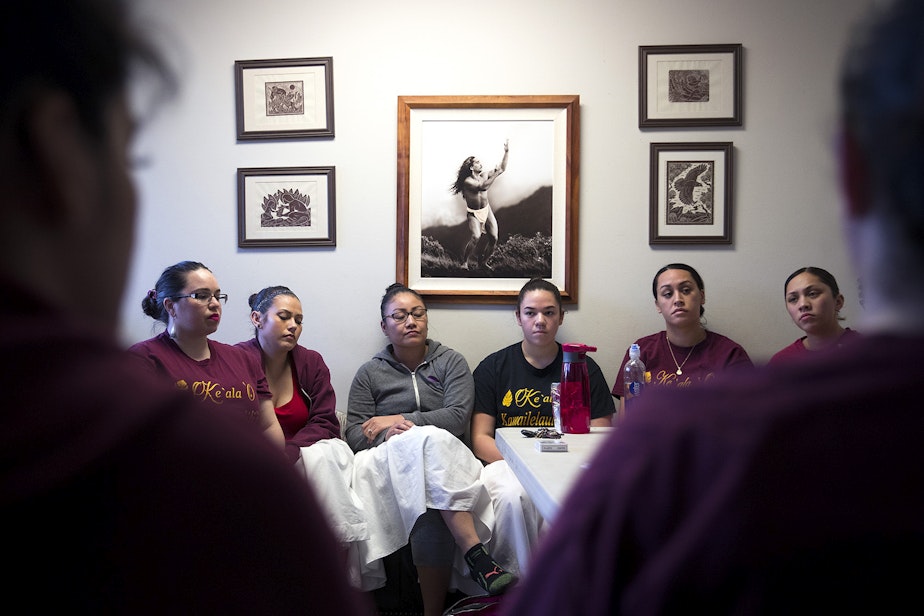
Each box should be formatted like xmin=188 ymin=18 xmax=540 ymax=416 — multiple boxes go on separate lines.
xmin=129 ymin=260 xmax=284 ymax=448
xmin=236 ymin=285 xmax=340 ymax=464
xmin=769 ymin=266 xmax=861 ymax=365
xmin=236 ymin=285 xmax=368 ymax=575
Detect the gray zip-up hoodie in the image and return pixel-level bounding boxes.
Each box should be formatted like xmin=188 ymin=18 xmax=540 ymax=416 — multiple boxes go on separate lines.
xmin=344 ymin=339 xmax=473 ymax=452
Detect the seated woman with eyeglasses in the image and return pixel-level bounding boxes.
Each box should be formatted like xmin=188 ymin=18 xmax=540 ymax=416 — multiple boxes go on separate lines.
xmin=128 ymin=260 xmax=284 ymax=448
xmin=346 ymin=283 xmax=517 ymax=615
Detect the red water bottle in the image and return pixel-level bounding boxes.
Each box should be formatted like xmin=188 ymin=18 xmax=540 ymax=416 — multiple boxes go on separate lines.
xmin=560 ymin=343 xmax=595 ymax=434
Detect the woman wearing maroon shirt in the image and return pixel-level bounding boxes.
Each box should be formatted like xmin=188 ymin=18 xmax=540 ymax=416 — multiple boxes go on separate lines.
xmin=612 ymin=263 xmax=753 ymax=422
xmin=237 ymin=285 xmax=369 ymax=567
xmin=130 ymin=261 xmax=284 ymax=448
xmin=237 ymin=285 xmax=340 ymax=464
xmin=769 ymin=266 xmax=860 ymax=365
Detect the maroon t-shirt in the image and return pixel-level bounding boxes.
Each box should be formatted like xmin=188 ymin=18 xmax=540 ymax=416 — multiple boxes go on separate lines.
xmin=768 ymin=328 xmax=861 ymax=365
xmin=612 ymin=330 xmax=753 ymax=398
xmin=128 ymin=331 xmax=271 ymax=423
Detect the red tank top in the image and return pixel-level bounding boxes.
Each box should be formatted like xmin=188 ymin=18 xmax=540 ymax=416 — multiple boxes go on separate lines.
xmin=275 ymin=367 xmax=309 ymax=439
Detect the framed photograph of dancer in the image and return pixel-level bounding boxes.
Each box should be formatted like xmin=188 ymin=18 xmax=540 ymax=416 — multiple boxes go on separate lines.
xmin=649 ymin=142 xmax=734 ymax=245
xmin=639 ymin=44 xmax=742 ymax=128
xmin=237 ymin=166 xmax=336 ymax=247
xmin=235 ymin=57 xmax=335 ymax=139
xmin=396 ymin=95 xmax=580 ymax=304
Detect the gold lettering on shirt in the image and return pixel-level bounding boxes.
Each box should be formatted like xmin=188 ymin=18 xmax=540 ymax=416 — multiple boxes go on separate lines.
xmin=499 ymin=411 xmax=553 ymax=428
xmin=189 ymin=380 xmax=250 ymax=405
xmin=513 ymin=387 xmax=543 ymax=409
xmin=502 ymin=390 xmax=513 ymax=408
xmin=652 ymin=369 xmax=711 ymax=389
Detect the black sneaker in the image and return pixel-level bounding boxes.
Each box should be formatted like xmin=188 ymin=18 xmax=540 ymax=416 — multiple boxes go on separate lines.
xmin=464 ymin=544 xmax=517 ymax=596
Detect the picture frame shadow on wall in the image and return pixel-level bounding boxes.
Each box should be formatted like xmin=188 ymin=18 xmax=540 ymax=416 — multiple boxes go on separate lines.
xmin=237 ymin=166 xmax=336 ymax=248
xmin=235 ymin=57 xmax=334 ymax=140
xmin=649 ymin=142 xmax=734 ymax=245
xmin=639 ymin=44 xmax=742 ymax=128
xmin=396 ymin=95 xmax=580 ymax=304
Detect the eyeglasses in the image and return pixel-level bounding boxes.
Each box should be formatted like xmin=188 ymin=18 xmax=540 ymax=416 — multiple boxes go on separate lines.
xmin=384 ymin=307 xmax=428 ymax=323
xmin=520 ymin=428 xmax=562 ymax=439
xmin=175 ymin=291 xmax=228 ymax=304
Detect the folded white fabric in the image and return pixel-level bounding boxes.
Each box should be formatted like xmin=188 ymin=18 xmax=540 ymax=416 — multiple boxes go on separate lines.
xmin=299 ymin=439 xmax=384 ymax=591
xmin=299 ymin=427 xmax=538 ymax=595
xmin=352 ymin=425 xmax=494 ymax=594
xmin=299 ymin=438 xmax=368 ymax=543
xmin=479 ymin=459 xmax=544 ymax=578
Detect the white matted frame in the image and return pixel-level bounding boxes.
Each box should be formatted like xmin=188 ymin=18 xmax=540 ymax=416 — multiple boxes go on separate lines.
xmin=235 ymin=57 xmax=334 ymax=139
xmin=397 ymin=95 xmax=580 ymax=304
xmin=639 ymin=44 xmax=742 ymax=128
xmin=649 ymin=142 xmax=733 ymax=245
xmin=237 ymin=166 xmax=336 ymax=248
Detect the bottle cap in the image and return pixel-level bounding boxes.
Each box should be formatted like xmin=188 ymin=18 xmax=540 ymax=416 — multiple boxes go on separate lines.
xmin=562 ymin=343 xmax=596 ymax=362
xmin=562 ymin=343 xmax=597 ymax=354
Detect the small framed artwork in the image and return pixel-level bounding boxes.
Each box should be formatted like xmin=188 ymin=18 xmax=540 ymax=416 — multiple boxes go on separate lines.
xmin=649 ymin=142 xmax=733 ymax=245
xmin=237 ymin=166 xmax=336 ymax=248
xmin=639 ymin=44 xmax=742 ymax=128
xmin=396 ymin=95 xmax=580 ymax=304
xmin=235 ymin=57 xmax=334 ymax=139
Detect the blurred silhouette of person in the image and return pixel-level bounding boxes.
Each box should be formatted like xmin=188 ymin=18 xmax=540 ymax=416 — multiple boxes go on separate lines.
xmin=0 ymin=1 xmax=371 ymax=612
xmin=502 ymin=1 xmax=924 ymax=613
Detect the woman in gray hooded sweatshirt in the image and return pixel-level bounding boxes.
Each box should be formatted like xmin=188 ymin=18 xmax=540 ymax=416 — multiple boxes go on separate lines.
xmin=346 ymin=283 xmax=516 ymax=616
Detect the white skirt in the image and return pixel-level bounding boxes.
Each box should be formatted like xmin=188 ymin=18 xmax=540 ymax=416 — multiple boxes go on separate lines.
xmin=298 ymin=438 xmax=384 ymax=590
xmin=352 ymin=425 xmax=494 ymax=594
xmin=297 ymin=427 xmax=540 ymax=594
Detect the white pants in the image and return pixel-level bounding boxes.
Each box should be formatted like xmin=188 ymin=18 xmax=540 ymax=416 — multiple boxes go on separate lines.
xmin=480 ymin=460 xmax=544 ymax=578
xmin=297 ymin=438 xmax=383 ymax=590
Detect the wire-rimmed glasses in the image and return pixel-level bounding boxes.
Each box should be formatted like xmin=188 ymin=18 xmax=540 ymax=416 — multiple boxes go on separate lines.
xmin=384 ymin=307 xmax=428 ymax=323
xmin=174 ymin=290 xmax=228 ymax=304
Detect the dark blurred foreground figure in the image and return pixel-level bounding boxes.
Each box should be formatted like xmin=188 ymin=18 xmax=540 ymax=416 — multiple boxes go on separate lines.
xmin=502 ymin=1 xmax=924 ymax=614
xmin=0 ymin=1 xmax=371 ymax=612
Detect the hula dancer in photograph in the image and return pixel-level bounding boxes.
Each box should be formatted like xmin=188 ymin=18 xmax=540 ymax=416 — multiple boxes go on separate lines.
xmin=451 ymin=140 xmax=509 ymax=271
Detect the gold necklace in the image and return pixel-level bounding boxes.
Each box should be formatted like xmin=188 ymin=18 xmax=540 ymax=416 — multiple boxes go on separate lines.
xmin=666 ymin=333 xmax=698 ymax=376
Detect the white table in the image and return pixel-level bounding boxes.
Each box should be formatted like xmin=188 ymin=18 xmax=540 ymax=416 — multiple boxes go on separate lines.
xmin=495 ymin=426 xmax=613 ymax=523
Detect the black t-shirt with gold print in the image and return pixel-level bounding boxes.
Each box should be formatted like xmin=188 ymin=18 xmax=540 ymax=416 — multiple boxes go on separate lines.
xmin=473 ymin=342 xmax=615 ymax=428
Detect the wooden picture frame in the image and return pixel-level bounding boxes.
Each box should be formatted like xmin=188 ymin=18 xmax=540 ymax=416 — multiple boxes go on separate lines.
xmin=235 ymin=57 xmax=334 ymax=139
xmin=639 ymin=44 xmax=742 ymax=128
xmin=649 ymin=142 xmax=733 ymax=245
xmin=397 ymin=95 xmax=580 ymax=304
xmin=238 ymin=166 xmax=336 ymax=247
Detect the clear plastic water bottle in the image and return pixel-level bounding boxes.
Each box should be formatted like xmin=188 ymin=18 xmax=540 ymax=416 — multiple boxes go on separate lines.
xmin=550 ymin=382 xmax=561 ymax=433
xmin=623 ymin=343 xmax=646 ymax=414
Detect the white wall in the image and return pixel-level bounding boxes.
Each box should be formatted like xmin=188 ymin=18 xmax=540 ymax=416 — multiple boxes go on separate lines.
xmin=122 ymin=0 xmax=872 ymax=408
